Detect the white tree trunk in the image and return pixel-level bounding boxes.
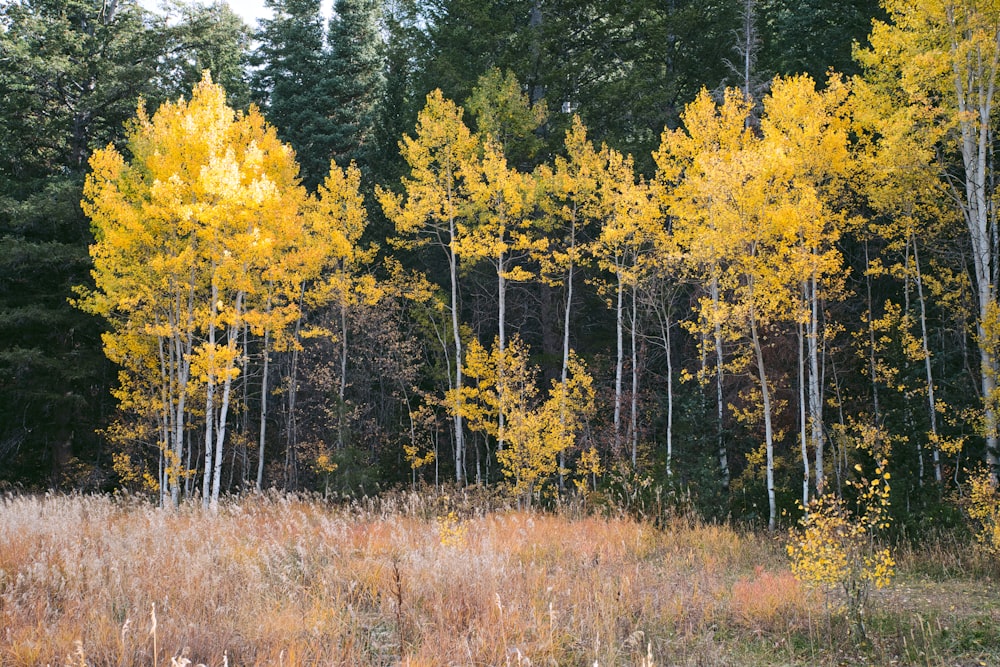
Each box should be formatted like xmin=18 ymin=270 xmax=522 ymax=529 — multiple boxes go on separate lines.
xmin=749 ymin=306 xmax=776 ymax=532
xmin=448 ymin=231 xmax=466 ymax=484
xmin=497 ymin=250 xmax=506 ymax=451
xmin=798 ymin=316 xmax=809 ymax=508
xmin=630 ymin=286 xmax=639 ymax=466
xmin=712 ymin=276 xmax=730 ymax=488
xmin=202 ymin=278 xmax=218 ymax=509
xmin=808 ymin=274 xmax=824 ymax=495
xmin=614 ymin=269 xmax=624 ymax=454
xmin=950 ymin=22 xmax=1000 ymax=477
xmin=912 ymin=236 xmax=942 ymax=483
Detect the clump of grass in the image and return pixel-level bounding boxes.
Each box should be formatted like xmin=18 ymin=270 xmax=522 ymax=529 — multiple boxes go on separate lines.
xmin=0 ymin=491 xmax=995 ymax=666
xmin=729 ymin=566 xmax=815 ymax=633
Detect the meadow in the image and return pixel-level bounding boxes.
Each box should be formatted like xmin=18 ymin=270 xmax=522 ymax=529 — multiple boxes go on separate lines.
xmin=0 ymin=491 xmax=997 ymax=666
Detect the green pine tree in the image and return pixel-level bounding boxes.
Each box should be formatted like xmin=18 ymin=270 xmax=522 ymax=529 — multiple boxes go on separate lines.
xmin=326 ymin=0 xmax=387 ymax=173
xmin=252 ymin=0 xmax=336 ymax=188
xmin=0 ymin=0 xmax=161 ymax=487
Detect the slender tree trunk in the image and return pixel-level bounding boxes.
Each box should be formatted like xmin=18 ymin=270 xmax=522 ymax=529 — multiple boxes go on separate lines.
xmin=211 ymin=294 xmax=243 ymax=511
xmin=951 ymin=32 xmax=1000 ymax=479
xmin=155 ymin=328 xmax=172 ymax=505
xmin=203 ymin=279 xmax=218 ymax=509
xmin=712 ymin=276 xmax=730 ymax=488
xmin=614 ymin=269 xmax=624 ymax=455
xmin=865 ymin=241 xmax=881 ymax=423
xmin=184 ymin=424 xmax=192 ymax=499
xmin=658 ymin=309 xmax=674 ymax=477
xmin=448 ymin=229 xmax=465 ymax=484
xmin=339 ymin=289 xmax=349 ymax=450
xmin=239 ymin=322 xmax=249 ymax=488
xmin=808 ymin=273 xmax=825 ymax=495
xmin=630 ymin=286 xmax=639 ymax=466
xmin=257 ymin=321 xmax=270 ymax=491
xmin=285 ymin=290 xmax=305 ymax=491
xmin=497 ymin=250 xmax=506 ymax=451
xmin=911 ymin=235 xmax=942 ymax=483
xmin=169 ymin=271 xmax=196 ymax=506
xmin=799 ymin=314 xmax=809 ymax=508
xmin=558 ymin=213 xmax=577 ymax=491
xmin=749 ymin=302 xmax=776 ymax=532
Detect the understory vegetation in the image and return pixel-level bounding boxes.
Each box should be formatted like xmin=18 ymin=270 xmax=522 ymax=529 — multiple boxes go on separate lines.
xmin=0 ymin=492 xmax=997 ymax=666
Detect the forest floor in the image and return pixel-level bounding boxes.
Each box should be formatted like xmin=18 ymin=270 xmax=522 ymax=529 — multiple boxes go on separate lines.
xmin=0 ymin=491 xmax=997 ymax=666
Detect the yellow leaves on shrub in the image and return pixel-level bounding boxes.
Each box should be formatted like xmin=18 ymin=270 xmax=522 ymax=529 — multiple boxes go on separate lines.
xmin=786 ymin=459 xmax=895 ymax=633
xmin=573 ymin=446 xmax=603 ymax=493
xmin=437 ymin=511 xmax=467 ymax=548
xmin=966 ymin=466 xmax=1000 ymax=555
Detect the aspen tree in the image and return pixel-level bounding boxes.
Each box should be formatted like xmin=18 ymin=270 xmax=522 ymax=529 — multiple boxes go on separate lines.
xmin=591 ymin=147 xmax=658 ymax=463
xmin=761 ymin=74 xmax=852 ymax=499
xmin=455 ymin=137 xmax=539 ymax=450
xmin=81 ymin=73 xmax=333 ymax=507
xmin=310 ymin=162 xmax=371 ymax=453
xmin=536 ymin=117 xmax=602 ymax=482
xmin=454 ymin=335 xmax=594 ymax=503
xmin=655 ymin=89 xmax=755 ymax=491
xmin=852 ymin=72 xmax=960 ymax=486
xmin=858 ymin=0 xmax=1000 ymax=479
xmin=378 ymin=90 xmax=479 ymax=484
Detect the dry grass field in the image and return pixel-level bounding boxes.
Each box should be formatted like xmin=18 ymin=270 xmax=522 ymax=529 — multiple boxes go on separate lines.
xmin=0 ymin=491 xmax=997 ymax=666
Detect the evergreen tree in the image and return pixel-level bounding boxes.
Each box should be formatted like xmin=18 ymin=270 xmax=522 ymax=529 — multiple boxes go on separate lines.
xmin=252 ymin=0 xmax=335 ymax=188
xmin=757 ymin=0 xmax=882 ymax=81
xmin=0 ymin=0 xmax=163 ymax=487
xmin=158 ymin=0 xmax=253 ymax=109
xmin=326 ymin=0 xmax=386 ymax=173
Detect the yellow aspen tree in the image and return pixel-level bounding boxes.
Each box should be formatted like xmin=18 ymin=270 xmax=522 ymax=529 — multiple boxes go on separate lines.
xmin=502 ymin=353 xmax=594 ymax=504
xmin=852 ymin=71 xmax=962 ymax=486
xmin=535 ymin=116 xmax=602 ymax=482
xmin=591 ymin=146 xmax=658 ymax=463
xmin=310 ymin=162 xmax=371 ymax=453
xmin=243 ymin=160 xmax=368 ymax=489
xmin=637 ymin=213 xmax=689 ymax=478
xmin=461 ymin=70 xmax=547 ymax=454
xmin=455 ymin=137 xmax=540 ymax=450
xmin=453 ymin=335 xmax=594 ymax=503
xmin=657 ymin=88 xmax=790 ymax=530
xmin=80 ymin=73 xmax=332 ymax=508
xmin=761 ymin=74 xmax=852 ymax=500
xmin=857 ymin=0 xmax=1000 ymax=479
xmin=655 ymin=88 xmax=755 ymax=491
xmin=377 ymin=90 xmax=480 ymax=484
xmin=659 ymin=80 xmax=853 ymax=526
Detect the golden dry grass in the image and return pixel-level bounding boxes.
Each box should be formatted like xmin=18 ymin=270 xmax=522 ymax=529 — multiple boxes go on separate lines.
xmin=0 ymin=492 xmax=995 ymax=666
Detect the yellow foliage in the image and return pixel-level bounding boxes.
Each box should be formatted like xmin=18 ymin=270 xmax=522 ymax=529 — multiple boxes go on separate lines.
xmin=78 ymin=72 xmax=357 ymax=501
xmin=534 ymin=116 xmax=602 ymax=287
xmin=403 ymin=443 xmax=436 ymax=470
xmin=111 ymin=452 xmax=159 ymax=494
xmin=966 ymin=466 xmax=1000 ymax=555
xmin=787 ymin=459 xmax=894 ymax=636
xmin=313 ymin=453 xmax=339 ymax=476
xmin=574 ymin=446 xmax=603 ymax=493
xmin=437 ymin=511 xmax=467 ymax=548
xmin=452 ymin=336 xmax=595 ymax=501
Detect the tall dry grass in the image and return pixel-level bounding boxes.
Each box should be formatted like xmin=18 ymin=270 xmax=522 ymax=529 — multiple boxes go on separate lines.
xmin=0 ymin=492 xmax=994 ymax=666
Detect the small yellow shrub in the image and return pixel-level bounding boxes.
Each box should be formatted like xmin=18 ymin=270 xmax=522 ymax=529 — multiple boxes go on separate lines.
xmin=786 ymin=460 xmax=894 ymax=638
xmin=437 ymin=510 xmax=467 ymax=547
xmin=966 ymin=465 xmax=1000 ymax=555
